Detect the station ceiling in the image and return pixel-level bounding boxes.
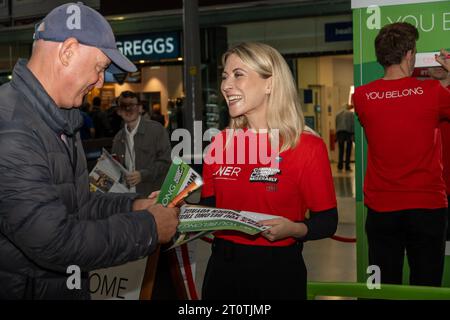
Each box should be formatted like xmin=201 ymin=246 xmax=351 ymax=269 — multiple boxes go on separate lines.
xmin=0 ymin=0 xmax=351 ymax=44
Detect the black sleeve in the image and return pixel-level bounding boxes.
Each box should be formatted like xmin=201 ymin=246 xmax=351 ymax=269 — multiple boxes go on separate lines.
xmin=198 ymin=196 xmax=216 ymax=207
xmin=302 ymin=207 xmax=338 ymax=241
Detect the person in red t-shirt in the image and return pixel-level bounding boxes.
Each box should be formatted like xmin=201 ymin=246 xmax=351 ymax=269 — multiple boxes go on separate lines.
xmin=200 ymin=42 xmax=338 ymax=300
xmin=353 ymin=22 xmax=450 ymax=286
xmin=429 ymin=66 xmax=450 ymax=240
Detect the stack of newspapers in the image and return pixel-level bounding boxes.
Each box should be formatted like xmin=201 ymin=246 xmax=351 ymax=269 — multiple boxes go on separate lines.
xmin=157 ymin=157 xmax=277 ymax=249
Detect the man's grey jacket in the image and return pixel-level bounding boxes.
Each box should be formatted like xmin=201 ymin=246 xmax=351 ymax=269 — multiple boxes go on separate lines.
xmin=0 ymin=59 xmax=158 ymax=299
xmin=335 ymin=108 xmax=355 ymax=134
xmin=112 ymin=118 xmax=171 ymax=197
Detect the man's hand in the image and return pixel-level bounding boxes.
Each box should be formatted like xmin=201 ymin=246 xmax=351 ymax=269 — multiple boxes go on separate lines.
xmin=132 ymin=191 xmax=160 ymax=211
xmin=147 ymin=191 xmax=160 ymax=200
xmin=126 ymin=171 xmax=142 ymax=187
xmin=435 ymin=49 xmax=450 ymax=72
xmin=147 ymin=204 xmax=180 ymax=244
xmin=133 ymin=198 xmax=154 ymax=211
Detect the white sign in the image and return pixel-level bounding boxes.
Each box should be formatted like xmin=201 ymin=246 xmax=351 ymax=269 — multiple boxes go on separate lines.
xmin=89 ymin=258 xmax=148 ymax=300
xmin=415 ymin=52 xmax=441 ymax=68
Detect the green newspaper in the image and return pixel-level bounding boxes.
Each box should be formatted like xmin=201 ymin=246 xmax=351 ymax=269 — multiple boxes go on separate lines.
xmin=179 ymin=206 xmax=275 ymax=235
xmin=157 ymin=157 xmax=202 ymax=207
xmin=167 ymin=205 xmax=278 ymax=250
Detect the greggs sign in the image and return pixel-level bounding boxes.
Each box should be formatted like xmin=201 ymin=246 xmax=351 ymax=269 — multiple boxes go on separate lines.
xmin=116 ymin=31 xmax=181 ymax=62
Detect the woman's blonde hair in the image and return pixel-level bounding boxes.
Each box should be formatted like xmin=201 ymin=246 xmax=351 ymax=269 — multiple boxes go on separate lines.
xmin=222 ymin=42 xmax=304 ymax=151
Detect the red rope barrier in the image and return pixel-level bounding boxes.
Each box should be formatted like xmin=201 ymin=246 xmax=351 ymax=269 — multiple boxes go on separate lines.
xmin=180 ymin=244 xmax=199 ymax=300
xmin=201 ymin=236 xmax=213 ymax=243
xmin=331 ymin=235 xmax=356 ymax=243
xmin=201 ymin=235 xmax=355 ymax=243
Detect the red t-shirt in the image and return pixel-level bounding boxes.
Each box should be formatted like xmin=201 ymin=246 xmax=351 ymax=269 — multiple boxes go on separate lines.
xmin=201 ymin=129 xmax=337 ymax=246
xmin=353 ymin=77 xmax=450 ymax=211
xmin=440 ymin=85 xmax=450 ymax=195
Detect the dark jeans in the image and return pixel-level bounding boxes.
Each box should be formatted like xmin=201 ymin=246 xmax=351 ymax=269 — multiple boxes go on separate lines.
xmin=366 ymin=207 xmax=447 ymax=286
xmin=337 ymin=131 xmax=353 ymax=170
xmin=202 ymin=238 xmax=306 ymax=300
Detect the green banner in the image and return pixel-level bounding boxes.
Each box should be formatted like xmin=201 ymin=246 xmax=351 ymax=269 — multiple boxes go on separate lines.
xmin=354 ymin=2 xmax=450 ymax=65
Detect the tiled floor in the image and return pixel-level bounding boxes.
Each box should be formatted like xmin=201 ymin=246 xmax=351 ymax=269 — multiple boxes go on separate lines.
xmin=192 ymin=162 xmax=357 ymax=299
xmin=304 ymin=162 xmax=356 ymax=281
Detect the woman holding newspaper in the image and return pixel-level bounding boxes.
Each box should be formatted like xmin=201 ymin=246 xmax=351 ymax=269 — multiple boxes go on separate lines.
xmin=201 ymin=42 xmax=338 ymax=300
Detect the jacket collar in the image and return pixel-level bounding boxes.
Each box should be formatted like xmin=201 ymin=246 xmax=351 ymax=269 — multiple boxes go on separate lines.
xmin=136 ymin=116 xmax=146 ymax=135
xmin=10 ymin=59 xmax=83 ymax=136
xmin=121 ymin=116 xmax=146 ymax=141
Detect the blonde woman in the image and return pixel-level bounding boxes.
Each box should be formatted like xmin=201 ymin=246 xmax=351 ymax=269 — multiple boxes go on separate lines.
xmin=200 ymin=42 xmax=338 ymax=300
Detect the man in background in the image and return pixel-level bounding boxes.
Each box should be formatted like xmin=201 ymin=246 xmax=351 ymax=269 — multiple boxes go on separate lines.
xmin=335 ymin=102 xmax=354 ymax=171
xmin=112 ymin=91 xmax=172 ymax=196
xmin=80 ymin=102 xmax=95 ymax=140
xmin=91 ymin=96 xmax=113 ymax=137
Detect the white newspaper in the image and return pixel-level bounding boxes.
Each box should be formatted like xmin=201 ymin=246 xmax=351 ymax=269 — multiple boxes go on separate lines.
xmin=89 ymin=148 xmax=131 ymax=193
xmin=89 ymin=149 xmax=146 ymax=300
xmin=168 ymin=205 xmax=279 ymax=249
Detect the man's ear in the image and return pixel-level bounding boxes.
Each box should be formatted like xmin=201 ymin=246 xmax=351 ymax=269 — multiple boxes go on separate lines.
xmin=405 ymin=48 xmax=416 ymax=63
xmin=265 ymin=76 xmax=272 ymax=94
xmin=59 ymin=37 xmax=79 ymax=67
xmin=406 ymin=49 xmax=413 ymax=61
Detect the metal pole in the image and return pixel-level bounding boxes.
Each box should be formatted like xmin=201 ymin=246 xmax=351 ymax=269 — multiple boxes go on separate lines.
xmin=8 ymin=0 xmax=13 ymax=27
xmin=183 ymin=0 xmax=203 ymax=164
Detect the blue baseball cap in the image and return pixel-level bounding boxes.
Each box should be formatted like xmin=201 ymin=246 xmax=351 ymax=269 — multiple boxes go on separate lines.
xmin=33 ymin=2 xmax=136 ymax=74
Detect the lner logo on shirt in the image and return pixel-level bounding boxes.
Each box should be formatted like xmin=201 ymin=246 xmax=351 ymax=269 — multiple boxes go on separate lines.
xmin=213 ymin=166 xmax=242 ymax=180
xmin=249 ymin=168 xmax=280 ymax=183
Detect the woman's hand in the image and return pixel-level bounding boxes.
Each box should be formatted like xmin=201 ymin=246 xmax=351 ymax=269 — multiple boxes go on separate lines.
xmin=260 ymin=217 xmax=308 ymax=242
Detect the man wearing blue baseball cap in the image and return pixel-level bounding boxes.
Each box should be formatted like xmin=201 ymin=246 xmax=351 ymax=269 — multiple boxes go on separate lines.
xmin=33 ymin=1 xmax=136 ymax=76
xmin=0 ymin=2 xmax=179 ymax=299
